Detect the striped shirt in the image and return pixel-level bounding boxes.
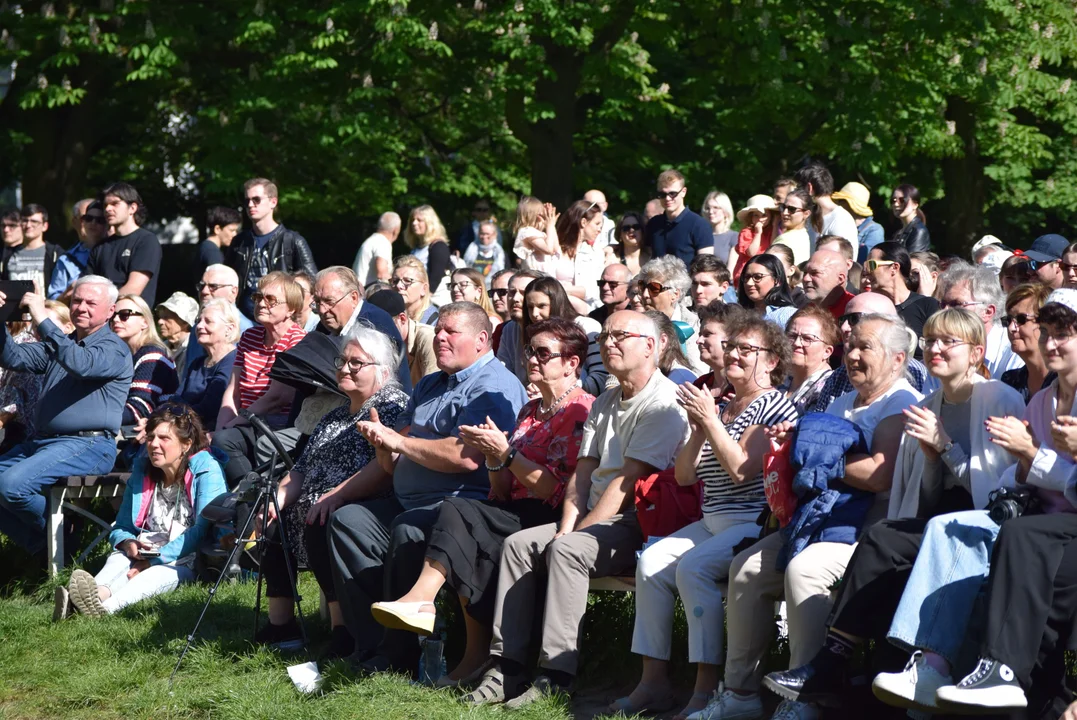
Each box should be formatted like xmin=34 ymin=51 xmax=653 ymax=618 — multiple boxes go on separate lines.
xmin=123 ymin=345 xmax=178 ymax=424
xmin=234 ymin=323 xmax=306 ymax=411
xmin=698 ymin=389 xmax=799 ymax=517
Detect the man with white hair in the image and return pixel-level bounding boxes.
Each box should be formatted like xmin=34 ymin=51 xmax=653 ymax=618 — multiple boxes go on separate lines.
xmin=472 ymin=310 xmax=690 ymax=708
xmin=0 ymin=276 xmax=132 ymax=555
xmin=937 ymin=261 xmax=1024 ymax=377
xmin=186 ymin=264 xmax=254 ymax=370
xmin=353 ymin=212 xmax=401 ymax=288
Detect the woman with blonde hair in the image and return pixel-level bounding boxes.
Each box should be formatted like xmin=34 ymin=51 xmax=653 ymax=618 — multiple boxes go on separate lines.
xmin=405 ymin=205 xmax=452 ymax=307
xmin=174 ymin=298 xmax=241 ymax=426
xmin=701 ymin=191 xmax=738 ymax=271
xmin=393 ymin=255 xmax=437 ymax=325
xmin=111 ymin=293 xmax=179 ymax=424
xmin=450 ymin=268 xmax=501 ymax=327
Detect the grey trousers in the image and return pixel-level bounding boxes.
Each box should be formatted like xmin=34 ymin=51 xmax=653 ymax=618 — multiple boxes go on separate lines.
xmin=490 ymin=514 xmax=642 ymax=676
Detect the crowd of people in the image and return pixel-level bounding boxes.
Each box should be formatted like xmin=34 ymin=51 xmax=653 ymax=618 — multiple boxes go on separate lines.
xmin=3 ymin=163 xmax=1077 ymax=720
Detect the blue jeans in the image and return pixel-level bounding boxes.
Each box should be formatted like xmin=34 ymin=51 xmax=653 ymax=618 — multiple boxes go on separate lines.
xmin=0 ymin=436 xmax=116 ymax=553
xmin=887 ymin=509 xmax=1000 ymax=664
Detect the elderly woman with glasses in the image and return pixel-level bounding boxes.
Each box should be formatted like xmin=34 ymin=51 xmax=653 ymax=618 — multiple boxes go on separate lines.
xmin=252 ymin=322 xmax=410 ymax=656
xmin=637 ymin=256 xmax=707 ymax=374
xmin=1000 ymin=283 xmax=1054 ymax=403
xmin=785 ymin=305 xmax=839 ymax=414
xmin=614 ymin=314 xmax=797 ymax=719
xmin=392 ymin=255 xmax=438 ymax=325
xmin=368 ymin=319 xmax=593 ymax=686
xmin=736 ymin=253 xmax=799 ymax=331
xmin=110 ymin=294 xmax=179 ymax=425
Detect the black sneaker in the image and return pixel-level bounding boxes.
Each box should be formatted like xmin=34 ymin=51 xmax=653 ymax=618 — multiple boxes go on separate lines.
xmin=321 ymin=626 xmax=354 ymax=662
xmin=253 ymin=618 xmax=302 ymax=650
xmin=763 ymin=658 xmax=846 ymax=708
xmin=935 ymin=657 xmax=1028 ymax=710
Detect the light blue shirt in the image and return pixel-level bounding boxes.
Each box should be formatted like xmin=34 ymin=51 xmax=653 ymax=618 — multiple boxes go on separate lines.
xmin=392 ymin=351 xmax=527 ymax=510
xmin=47 ymin=242 xmax=91 ymax=299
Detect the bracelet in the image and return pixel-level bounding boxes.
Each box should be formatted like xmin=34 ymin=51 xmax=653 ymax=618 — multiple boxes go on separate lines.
xmin=486 ymin=447 xmax=517 ymax=472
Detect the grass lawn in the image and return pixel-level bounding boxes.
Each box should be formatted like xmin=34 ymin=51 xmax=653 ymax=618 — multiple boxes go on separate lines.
xmin=0 ymin=573 xmax=610 ymax=720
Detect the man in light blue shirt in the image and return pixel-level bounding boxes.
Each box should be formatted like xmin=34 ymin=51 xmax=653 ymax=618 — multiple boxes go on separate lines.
xmin=48 ymin=199 xmax=107 ymax=300
xmin=327 ymin=301 xmax=527 ymax=673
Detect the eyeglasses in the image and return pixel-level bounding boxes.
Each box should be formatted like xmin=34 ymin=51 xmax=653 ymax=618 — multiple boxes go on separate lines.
xmin=197 ymin=281 xmax=236 ymax=293
xmin=449 ymin=281 xmax=476 ymax=291
xmin=1003 ymin=313 xmax=1039 ymax=327
xmin=598 ymin=330 xmax=651 ymax=345
xmin=111 ymin=309 xmax=143 ymax=322
xmin=20 ymin=218 xmax=43 ymax=226
xmin=838 ymin=312 xmax=864 ymax=328
xmin=743 ymin=272 xmax=773 ymax=284
xmin=1062 ymin=262 xmax=1077 ymax=274
xmin=890 ymin=195 xmax=906 ymax=205
xmin=392 ymin=276 xmax=419 ymax=289
xmin=251 ymin=291 xmax=283 ymax=308
xmin=81 ymin=214 xmax=107 ymax=225
xmin=1 ymin=223 xmax=18 ymax=230
xmin=524 ymin=345 xmax=564 ymax=363
xmin=597 ymin=279 xmax=628 ymax=289
xmin=919 ymin=336 xmax=968 ymax=352
xmin=786 ymin=332 xmax=823 ymax=346
xmin=334 ymin=356 xmax=379 ymax=373
xmin=777 ymin=204 xmax=806 ymax=215
xmin=940 ymin=300 xmax=984 ymax=310
xmin=310 ymin=292 xmax=351 ymax=312
xmin=490 ymin=288 xmax=510 ymax=298
xmin=864 ymin=259 xmax=898 ymax=272
xmin=657 ymin=188 xmax=683 ymax=200
xmin=1043 ymin=331 xmax=1077 ymax=345
xmin=246 ymin=196 xmax=265 ymax=206
xmin=721 ymin=341 xmax=772 ymax=355
xmin=640 ymin=282 xmax=673 ymax=296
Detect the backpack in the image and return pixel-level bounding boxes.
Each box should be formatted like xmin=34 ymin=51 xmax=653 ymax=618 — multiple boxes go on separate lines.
xmin=634 ymin=468 xmax=703 ymax=541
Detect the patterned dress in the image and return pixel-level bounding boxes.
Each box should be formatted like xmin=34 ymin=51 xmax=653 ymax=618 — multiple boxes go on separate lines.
xmin=281 ymin=385 xmax=409 ymax=565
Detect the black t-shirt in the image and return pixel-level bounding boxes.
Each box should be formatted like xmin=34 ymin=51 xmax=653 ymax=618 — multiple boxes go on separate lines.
xmin=896 ymin=292 xmax=940 ymax=359
xmin=87 ymin=227 xmax=162 ymax=305
xmin=198 ymin=240 xmax=226 ymax=275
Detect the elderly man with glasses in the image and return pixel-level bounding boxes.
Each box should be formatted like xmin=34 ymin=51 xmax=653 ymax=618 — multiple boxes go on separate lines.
xmin=937 ymin=261 xmax=1024 ymax=378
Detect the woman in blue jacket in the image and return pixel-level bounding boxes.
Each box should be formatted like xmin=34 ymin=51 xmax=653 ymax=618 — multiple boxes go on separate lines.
xmin=65 ymin=403 xmax=226 ymax=617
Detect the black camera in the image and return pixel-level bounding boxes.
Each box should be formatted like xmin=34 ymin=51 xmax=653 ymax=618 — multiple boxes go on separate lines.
xmin=986 ymin=486 xmax=1039 ymax=524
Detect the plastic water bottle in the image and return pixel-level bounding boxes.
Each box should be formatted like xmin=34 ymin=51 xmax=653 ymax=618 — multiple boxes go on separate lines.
xmin=417 ymin=631 xmax=446 ymax=686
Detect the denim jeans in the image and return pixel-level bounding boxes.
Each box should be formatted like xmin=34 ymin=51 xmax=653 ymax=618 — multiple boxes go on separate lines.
xmin=0 ymin=435 xmax=116 ymax=553
xmin=887 ymin=509 xmax=1000 ymax=664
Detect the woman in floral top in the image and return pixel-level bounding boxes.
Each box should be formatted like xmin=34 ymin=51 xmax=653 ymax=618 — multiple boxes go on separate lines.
xmin=370 ymin=318 xmax=594 ymax=686
xmin=0 ymin=302 xmax=70 ymax=453
xmin=254 ymin=324 xmax=409 ymax=658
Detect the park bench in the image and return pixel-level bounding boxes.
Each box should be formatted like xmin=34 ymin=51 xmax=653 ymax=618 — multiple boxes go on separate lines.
xmin=47 ymin=473 xmax=130 ymax=578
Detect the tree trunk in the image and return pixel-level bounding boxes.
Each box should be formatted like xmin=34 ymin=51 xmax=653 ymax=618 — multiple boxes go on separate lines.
xmin=940 ymin=96 xmax=985 ymax=256
xmin=526 ymin=42 xmax=581 ymax=210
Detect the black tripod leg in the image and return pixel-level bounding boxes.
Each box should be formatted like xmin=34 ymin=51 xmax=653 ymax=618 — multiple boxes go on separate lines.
xmin=253 ymin=489 xmax=268 ymax=639
xmin=269 ymin=487 xmax=312 ymax=661
xmin=170 ymin=498 xmax=262 ymax=689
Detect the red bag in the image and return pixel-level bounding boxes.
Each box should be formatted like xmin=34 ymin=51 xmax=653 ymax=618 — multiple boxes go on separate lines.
xmin=635 ymin=468 xmax=703 ymax=541
xmin=763 ymin=438 xmax=798 ymax=527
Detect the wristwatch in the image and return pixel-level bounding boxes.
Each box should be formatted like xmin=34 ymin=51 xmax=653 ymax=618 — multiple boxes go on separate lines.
xmin=940 ymin=440 xmax=954 ymax=454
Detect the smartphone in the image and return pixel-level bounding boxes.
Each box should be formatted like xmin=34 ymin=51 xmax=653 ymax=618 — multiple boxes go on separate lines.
xmin=139 ymin=549 xmax=161 ymax=559
xmin=0 ymin=281 xmax=34 ymax=323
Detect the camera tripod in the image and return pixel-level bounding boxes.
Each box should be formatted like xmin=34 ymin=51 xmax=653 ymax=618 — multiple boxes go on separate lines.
xmin=170 ymin=411 xmax=311 ymax=688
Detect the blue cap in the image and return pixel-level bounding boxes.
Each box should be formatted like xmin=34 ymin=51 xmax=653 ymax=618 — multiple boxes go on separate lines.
xmin=1024 ymin=234 xmax=1070 ymax=262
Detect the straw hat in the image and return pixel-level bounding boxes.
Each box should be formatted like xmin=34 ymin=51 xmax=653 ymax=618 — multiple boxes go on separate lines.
xmin=736 ymin=194 xmax=777 ymax=225
xmin=831 ymin=182 xmax=872 ymax=218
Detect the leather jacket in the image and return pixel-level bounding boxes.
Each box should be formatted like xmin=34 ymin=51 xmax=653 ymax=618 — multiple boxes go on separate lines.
xmin=892 ymin=218 xmax=931 ymax=254
xmin=228 ymin=224 xmax=317 ymax=315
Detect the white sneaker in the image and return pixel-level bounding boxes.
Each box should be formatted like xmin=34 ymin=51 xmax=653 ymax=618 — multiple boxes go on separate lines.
xmin=770 ymin=699 xmax=819 ymax=719
xmin=872 ymin=651 xmax=950 ymax=712
xmin=686 ymin=690 xmax=765 ymax=720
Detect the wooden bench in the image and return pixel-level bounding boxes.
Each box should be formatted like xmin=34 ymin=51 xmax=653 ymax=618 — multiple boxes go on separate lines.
xmin=47 ymin=473 xmax=130 ymax=578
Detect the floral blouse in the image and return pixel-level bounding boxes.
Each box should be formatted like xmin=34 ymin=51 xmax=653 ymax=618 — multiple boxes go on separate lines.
xmin=502 ymin=390 xmax=594 ymax=507
xmin=0 ymin=329 xmax=43 ymax=436
xmin=282 ymin=384 xmax=409 ymax=565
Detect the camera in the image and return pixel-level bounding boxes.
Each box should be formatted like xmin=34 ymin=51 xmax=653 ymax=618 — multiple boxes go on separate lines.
xmin=986 ymin=486 xmax=1038 ymax=524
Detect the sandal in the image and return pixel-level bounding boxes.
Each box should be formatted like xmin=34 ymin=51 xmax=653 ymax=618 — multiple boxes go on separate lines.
xmin=609 ymin=682 xmax=677 ymax=716
xmin=673 ymin=691 xmax=714 ymax=720
xmin=462 ymin=665 xmax=507 ymax=706
xmin=436 ymin=657 xmax=494 ymax=690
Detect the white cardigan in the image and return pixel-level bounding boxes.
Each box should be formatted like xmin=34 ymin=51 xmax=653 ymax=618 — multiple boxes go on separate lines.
xmin=889 ymin=375 xmax=1025 ymax=519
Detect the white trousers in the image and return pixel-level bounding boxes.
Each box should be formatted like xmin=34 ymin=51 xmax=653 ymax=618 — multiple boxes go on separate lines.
xmin=631 ymin=512 xmax=760 ymax=664
xmin=95 ymin=551 xmax=195 ymax=614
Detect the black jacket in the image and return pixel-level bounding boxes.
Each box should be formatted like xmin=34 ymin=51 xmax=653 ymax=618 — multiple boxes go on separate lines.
xmin=227 ymin=224 xmax=317 ymax=316
xmin=892 ymin=218 xmax=931 ymax=254
xmin=0 ymin=241 xmax=64 ymax=288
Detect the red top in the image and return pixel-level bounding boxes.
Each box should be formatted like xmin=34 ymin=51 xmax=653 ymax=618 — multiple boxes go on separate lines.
xmin=732 ymin=224 xmax=778 ymax=283
xmin=234 ymin=323 xmax=306 ymax=411
xmin=828 ymin=290 xmax=855 ymax=319
xmin=501 ymin=390 xmax=595 ymax=507
xmin=492 ymin=321 xmax=506 ymax=355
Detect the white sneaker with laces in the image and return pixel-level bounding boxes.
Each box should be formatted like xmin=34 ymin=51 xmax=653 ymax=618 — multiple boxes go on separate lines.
xmin=686 ymin=690 xmax=765 ymax=720
xmin=872 ymin=651 xmax=951 ymax=712
xmin=770 ymin=699 xmax=819 ymax=719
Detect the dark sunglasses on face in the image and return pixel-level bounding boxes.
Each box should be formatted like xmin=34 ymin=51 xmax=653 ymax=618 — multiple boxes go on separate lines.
xmin=597 ymin=279 xmax=628 ymax=289
xmin=778 ymin=204 xmax=806 ymax=215
xmin=251 ymin=291 xmax=282 ymax=308
xmin=490 ymin=288 xmax=510 ymax=298
xmin=81 ymin=214 xmax=107 ymax=225
xmin=247 ymin=196 xmax=264 ymax=206
xmin=197 ymin=281 xmax=235 ymax=293
xmin=838 ymin=312 xmax=864 ymax=328
xmin=657 ymin=189 xmax=683 ymax=200
xmin=640 ymin=282 xmax=672 ymax=295
xmin=1003 ymin=313 xmax=1039 ymax=327
xmin=112 ymin=309 xmax=142 ymax=322
xmin=524 ymin=345 xmax=564 ymax=363
xmin=621 ymin=223 xmax=641 ymax=231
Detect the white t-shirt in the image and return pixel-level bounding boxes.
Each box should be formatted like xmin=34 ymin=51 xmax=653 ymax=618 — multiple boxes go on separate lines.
xmin=352 ymin=232 xmax=393 ymax=287
xmin=821 ymin=205 xmax=859 ymax=245
xmin=826 ymin=378 xmax=924 ymax=450
xmin=579 ymin=370 xmax=690 ymax=509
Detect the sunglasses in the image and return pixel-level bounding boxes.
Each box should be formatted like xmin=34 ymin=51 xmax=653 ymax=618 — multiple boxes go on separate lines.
xmin=864 ymin=259 xmax=898 ymax=272
xmin=1003 ymin=313 xmax=1039 ymax=327
xmin=778 ymin=204 xmax=806 ymax=215
xmin=246 ymin=196 xmax=265 ymax=206
xmin=490 ymin=288 xmax=510 ymax=298
xmin=640 ymin=282 xmax=672 ymax=295
xmin=524 ymin=345 xmax=564 ymax=363
xmin=656 ymin=189 xmax=683 ymax=200
xmin=197 ymin=281 xmax=236 ymax=293
xmin=620 ymin=223 xmax=641 ymax=232
xmin=112 ymin=309 xmax=143 ymax=322
xmin=251 ymin=291 xmax=283 ymax=308
xmin=81 ymin=214 xmax=107 ymax=225
xmin=838 ymin=312 xmax=864 ymax=328
xmin=597 ymin=279 xmax=628 ymax=289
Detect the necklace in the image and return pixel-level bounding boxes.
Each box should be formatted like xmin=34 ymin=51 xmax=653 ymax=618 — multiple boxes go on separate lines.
xmin=537 ymin=384 xmax=577 ymax=420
